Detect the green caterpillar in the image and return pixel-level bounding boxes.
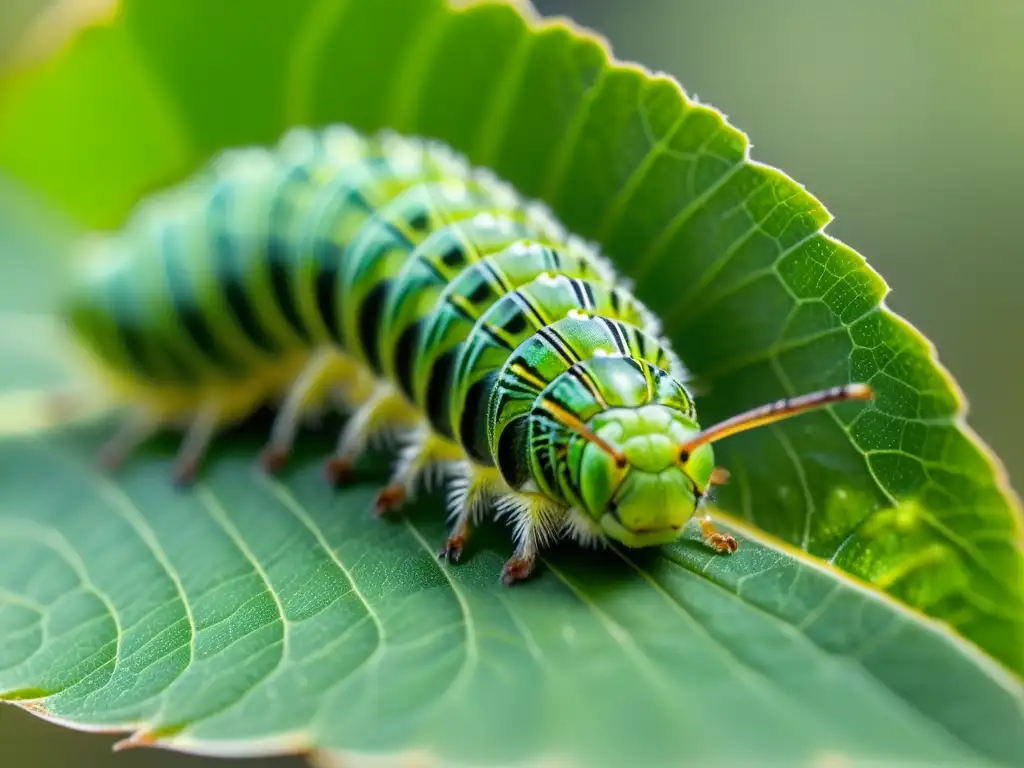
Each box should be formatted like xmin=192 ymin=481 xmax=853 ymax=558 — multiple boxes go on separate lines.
xmin=63 ymin=125 xmax=873 ymax=584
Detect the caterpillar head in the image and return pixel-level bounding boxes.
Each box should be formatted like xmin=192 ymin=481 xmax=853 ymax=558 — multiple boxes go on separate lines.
xmin=575 ymin=384 xmax=874 ymax=548
xmin=578 ymin=405 xmax=715 ymax=548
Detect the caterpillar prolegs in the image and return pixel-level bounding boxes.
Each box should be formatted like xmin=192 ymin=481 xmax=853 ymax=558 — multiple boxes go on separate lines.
xmin=62 ymin=125 xmax=873 ymax=584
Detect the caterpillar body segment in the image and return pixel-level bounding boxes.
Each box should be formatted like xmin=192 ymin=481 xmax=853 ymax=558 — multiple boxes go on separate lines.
xmin=62 ymin=125 xmax=874 ymax=583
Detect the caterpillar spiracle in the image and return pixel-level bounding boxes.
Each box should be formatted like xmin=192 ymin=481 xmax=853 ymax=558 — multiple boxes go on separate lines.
xmin=62 ymin=125 xmax=873 ymax=584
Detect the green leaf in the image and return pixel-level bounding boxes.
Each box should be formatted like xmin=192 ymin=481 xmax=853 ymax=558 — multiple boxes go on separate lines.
xmin=0 ymin=424 xmax=1022 ymax=767
xmin=0 ymin=0 xmax=1021 ymax=763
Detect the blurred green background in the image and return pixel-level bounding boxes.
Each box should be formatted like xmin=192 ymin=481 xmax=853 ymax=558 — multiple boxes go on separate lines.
xmin=2 ymin=0 xmax=1021 ymax=765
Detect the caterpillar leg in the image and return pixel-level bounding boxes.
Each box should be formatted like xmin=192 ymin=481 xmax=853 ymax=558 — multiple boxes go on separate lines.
xmin=374 ymin=428 xmax=463 ymax=517
xmin=260 ymin=350 xmax=363 ymax=474
xmin=172 ymin=403 xmax=222 ymax=486
xmin=699 ymin=513 xmax=738 ymax=554
xmin=97 ymin=402 xmax=222 ymax=484
xmin=561 ymin=507 xmax=608 ymax=551
xmin=324 ymin=384 xmax=418 ymax=486
xmin=697 ymin=472 xmax=736 ymax=553
xmin=495 ymin=491 xmax=568 ymax=585
xmin=97 ymin=410 xmax=160 ymax=473
xmin=439 ymin=464 xmax=504 ymax=562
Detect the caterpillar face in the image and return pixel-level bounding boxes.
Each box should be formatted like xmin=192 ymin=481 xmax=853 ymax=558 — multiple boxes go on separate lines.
xmin=576 ymin=404 xmax=715 ymax=548
xmin=63 ymin=124 xmax=872 ymax=586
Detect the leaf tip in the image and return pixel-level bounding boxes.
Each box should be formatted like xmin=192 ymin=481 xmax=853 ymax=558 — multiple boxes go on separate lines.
xmin=112 ymin=722 xmax=186 ymax=752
